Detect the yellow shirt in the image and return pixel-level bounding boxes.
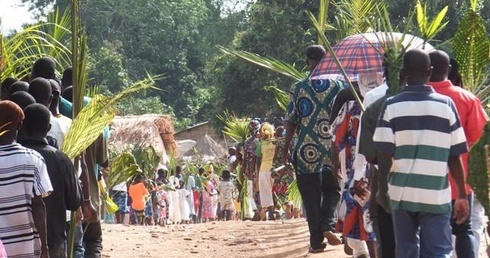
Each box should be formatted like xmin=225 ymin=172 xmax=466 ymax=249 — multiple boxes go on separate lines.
xmin=256 ymin=140 xmax=275 ymax=172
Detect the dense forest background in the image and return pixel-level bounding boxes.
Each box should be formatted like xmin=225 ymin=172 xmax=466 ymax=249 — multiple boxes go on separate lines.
xmin=18 ymin=0 xmax=490 ymax=131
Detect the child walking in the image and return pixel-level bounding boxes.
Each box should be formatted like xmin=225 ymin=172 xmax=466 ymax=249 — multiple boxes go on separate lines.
xmin=128 ymin=174 xmax=150 ymax=225
xmin=217 ymin=170 xmax=236 ymax=221
xmin=179 ymin=181 xmax=191 ymax=223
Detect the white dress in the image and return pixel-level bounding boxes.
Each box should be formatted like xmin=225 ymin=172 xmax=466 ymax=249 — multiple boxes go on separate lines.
xmin=169 ymin=189 xmax=181 ymax=223
xmin=179 ymin=189 xmax=190 ymax=221
xmin=185 ymin=176 xmax=195 ymax=216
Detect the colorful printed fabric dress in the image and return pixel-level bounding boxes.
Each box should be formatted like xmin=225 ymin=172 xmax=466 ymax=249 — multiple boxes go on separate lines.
xmin=331 ymin=101 xmax=375 ymax=241
xmin=242 ymin=136 xmax=260 ymax=207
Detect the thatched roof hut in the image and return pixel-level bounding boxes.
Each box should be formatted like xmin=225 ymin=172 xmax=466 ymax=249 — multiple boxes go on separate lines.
xmin=109 ymin=115 xmax=177 ymax=162
xmin=183 ymin=134 xmax=227 ymax=161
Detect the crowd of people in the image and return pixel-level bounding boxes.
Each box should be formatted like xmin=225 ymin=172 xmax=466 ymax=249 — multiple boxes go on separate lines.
xmin=108 ymin=121 xmax=300 ymax=226
xmin=0 ymin=57 xmax=109 ymax=258
xmin=0 ymin=44 xmax=489 ymax=258
xmin=280 ymin=45 xmax=489 ymax=258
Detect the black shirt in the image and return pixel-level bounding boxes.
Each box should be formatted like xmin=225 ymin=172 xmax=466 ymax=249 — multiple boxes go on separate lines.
xmin=22 ymin=136 xmax=82 ymax=249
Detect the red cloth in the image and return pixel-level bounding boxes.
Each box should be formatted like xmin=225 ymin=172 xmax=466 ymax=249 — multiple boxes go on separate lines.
xmin=193 ymin=190 xmax=200 ymax=213
xmin=429 ymin=80 xmax=488 ymax=199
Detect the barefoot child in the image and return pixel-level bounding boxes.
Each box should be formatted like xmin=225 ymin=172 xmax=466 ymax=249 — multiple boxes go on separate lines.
xmin=217 ymin=170 xmax=236 ymax=221
xmin=179 ymin=181 xmax=191 ymax=223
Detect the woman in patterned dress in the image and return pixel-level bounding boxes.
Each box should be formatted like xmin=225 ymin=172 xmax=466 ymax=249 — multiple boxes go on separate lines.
xmin=331 ymin=100 xmax=376 ymax=258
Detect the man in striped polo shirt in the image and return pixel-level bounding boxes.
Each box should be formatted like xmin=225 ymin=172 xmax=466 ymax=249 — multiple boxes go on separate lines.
xmin=0 ymin=100 xmax=53 ymax=258
xmin=373 ymin=49 xmax=469 ymax=258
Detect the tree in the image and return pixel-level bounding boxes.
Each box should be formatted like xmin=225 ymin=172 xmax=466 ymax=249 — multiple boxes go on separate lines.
xmin=210 ymin=0 xmax=317 ymax=118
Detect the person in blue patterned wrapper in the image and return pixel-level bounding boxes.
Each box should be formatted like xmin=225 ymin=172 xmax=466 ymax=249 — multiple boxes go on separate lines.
xmin=283 ymin=45 xmax=345 ymax=253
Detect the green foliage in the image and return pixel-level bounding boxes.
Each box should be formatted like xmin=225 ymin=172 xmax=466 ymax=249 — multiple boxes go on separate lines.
xmin=106 ymin=151 xmax=140 ymax=188
xmin=468 ymin=122 xmax=490 ymax=217
xmin=0 ymin=9 xmax=72 ymax=81
xmin=333 ymin=0 xmax=380 ymax=39
xmin=218 ymin=46 xmax=306 ymax=81
xmin=452 ymin=6 xmax=490 ymax=98
xmin=211 ymin=0 xmax=317 ymax=118
xmin=217 ymin=110 xmax=249 ymax=143
xmin=416 ymin=0 xmax=448 ymax=43
xmin=263 ymin=86 xmax=290 ymax=112
xmin=61 ymin=75 xmax=161 ymax=159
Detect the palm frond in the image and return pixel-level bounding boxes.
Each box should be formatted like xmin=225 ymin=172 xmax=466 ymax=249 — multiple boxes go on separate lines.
xmin=334 ymin=0 xmax=379 ymax=36
xmin=415 ymin=1 xmax=448 ymax=44
xmin=61 ymin=75 xmax=160 ymax=159
xmin=217 ymin=110 xmax=249 ymax=143
xmin=263 ymin=85 xmax=289 ymax=111
xmin=287 ymin=179 xmax=302 ymax=208
xmin=452 ymin=8 xmax=490 ymax=94
xmin=305 ymin=10 xmax=365 ymax=111
xmin=106 ymin=151 xmax=141 ymax=188
xmin=217 ymin=46 xmax=305 ymax=81
xmin=317 ymin=0 xmax=330 ymax=44
xmin=0 ymin=22 xmax=72 ymax=81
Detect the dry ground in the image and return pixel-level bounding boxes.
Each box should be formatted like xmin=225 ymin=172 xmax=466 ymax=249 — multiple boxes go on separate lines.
xmin=102 ymin=219 xmax=490 ymax=258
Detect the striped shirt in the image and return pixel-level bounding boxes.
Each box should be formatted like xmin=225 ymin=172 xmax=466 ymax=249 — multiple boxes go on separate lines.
xmin=373 ymin=85 xmax=467 ymax=214
xmin=0 ymin=143 xmax=53 ymax=258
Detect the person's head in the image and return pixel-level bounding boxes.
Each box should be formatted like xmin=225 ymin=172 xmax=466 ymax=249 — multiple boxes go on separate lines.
xmin=274 ymin=126 xmax=284 ymax=138
xmin=48 ymin=79 xmax=62 ymax=110
xmin=248 ymin=119 xmax=260 ymax=136
xmin=401 ymin=49 xmax=432 ymax=85
xmin=28 ymin=77 xmax=53 ymax=107
xmin=260 ymin=122 xmax=275 ymax=140
xmin=62 ymin=86 xmax=73 ymax=103
xmin=31 ymin=57 xmax=56 ymax=79
xmin=9 ymin=81 xmax=29 ymax=96
xmin=175 ymin=166 xmax=182 ymax=175
xmin=0 ymin=100 xmax=25 ymax=143
xmin=448 ymin=58 xmax=463 ymax=87
xmin=306 ymin=45 xmax=326 ymax=72
xmin=134 ymin=174 xmax=144 ymax=183
xmin=358 ymin=73 xmax=384 ymax=97
xmin=428 ymin=50 xmax=450 ymax=82
xmin=1 ymin=77 xmax=18 ymax=100
xmin=61 ymin=67 xmax=73 ymax=89
xmin=179 ymin=180 xmax=185 ymax=189
xmin=228 ymin=147 xmax=236 ymax=156
xmin=222 ymin=170 xmax=231 ymax=180
xmin=198 ymin=167 xmax=205 ymax=176
xmin=9 ymin=91 xmax=36 ymax=110
xmin=22 ymin=103 xmax=51 ymax=137
xmin=157 ymin=167 xmax=168 ymax=178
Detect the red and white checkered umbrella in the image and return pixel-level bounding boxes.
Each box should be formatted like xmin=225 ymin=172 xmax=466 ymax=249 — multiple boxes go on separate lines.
xmin=311 ymin=32 xmax=434 ymax=81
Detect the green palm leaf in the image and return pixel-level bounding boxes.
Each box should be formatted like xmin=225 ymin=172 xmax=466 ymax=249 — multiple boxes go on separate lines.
xmin=287 ymin=179 xmax=302 ymax=208
xmin=217 ymin=110 xmax=249 ymax=143
xmin=263 ymin=85 xmax=289 ymax=112
xmin=334 ymin=0 xmax=379 ymax=38
xmin=0 ymin=10 xmax=72 ymax=81
xmin=61 ymin=75 xmax=161 ymax=159
xmin=452 ymin=8 xmax=490 ymax=96
xmin=106 ymin=151 xmax=141 ymax=188
xmin=217 ymin=46 xmax=305 ymax=81
xmin=416 ymin=0 xmax=449 ymax=43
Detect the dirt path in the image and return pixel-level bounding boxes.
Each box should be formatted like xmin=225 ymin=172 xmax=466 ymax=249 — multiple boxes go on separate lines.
xmin=102 ymin=219 xmax=489 ymax=257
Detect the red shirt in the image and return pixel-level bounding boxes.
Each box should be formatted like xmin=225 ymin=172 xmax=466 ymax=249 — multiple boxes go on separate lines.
xmin=429 ymin=80 xmax=488 ymax=199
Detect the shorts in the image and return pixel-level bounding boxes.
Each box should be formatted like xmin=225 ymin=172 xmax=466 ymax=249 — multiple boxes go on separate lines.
xmin=110 ymin=190 xmax=129 ymax=213
xmin=220 ymin=200 xmax=235 ymax=212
